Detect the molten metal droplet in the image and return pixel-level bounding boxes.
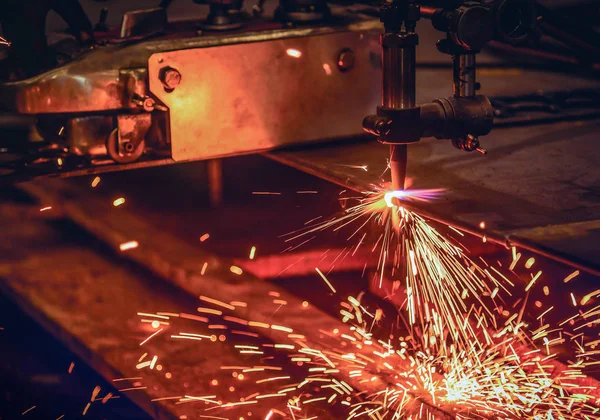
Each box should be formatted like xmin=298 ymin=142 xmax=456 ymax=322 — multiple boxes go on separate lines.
xmin=286 ymin=48 xmax=302 ymax=58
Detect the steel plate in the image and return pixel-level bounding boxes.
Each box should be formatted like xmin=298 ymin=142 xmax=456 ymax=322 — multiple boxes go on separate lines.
xmin=148 ymin=29 xmax=381 ymax=161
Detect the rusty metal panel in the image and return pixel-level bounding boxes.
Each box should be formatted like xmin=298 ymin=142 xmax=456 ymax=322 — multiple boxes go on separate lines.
xmin=148 ymin=30 xmax=381 ymax=161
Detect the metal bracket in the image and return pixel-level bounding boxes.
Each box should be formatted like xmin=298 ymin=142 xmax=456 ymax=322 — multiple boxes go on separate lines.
xmin=148 ymin=30 xmax=381 ymax=162
xmin=106 ymin=114 xmax=151 ymax=164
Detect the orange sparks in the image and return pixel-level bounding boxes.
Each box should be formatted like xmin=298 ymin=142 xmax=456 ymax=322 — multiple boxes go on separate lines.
xmin=271 ymin=324 xmax=293 ymax=333
xmin=563 ymin=270 xmax=580 ymax=284
xmin=118 ymin=386 xmax=147 ymax=392
xmin=91 ymin=176 xmax=101 ymax=187
xmin=113 ymin=197 xmax=125 ymax=207
xmin=525 ymin=257 xmax=535 ymax=269
xmin=510 ymin=252 xmax=521 ymax=270
xmin=409 ymin=250 xmax=418 ymax=276
xmin=101 ymin=392 xmax=113 ymax=404
xmin=68 ymin=362 xmax=75 ymax=373
xmin=112 ymin=377 xmax=142 ymax=382
xmin=537 ymin=306 xmax=554 ymax=320
xmin=286 ymin=48 xmax=302 ymax=58
xmin=91 ymin=386 xmax=101 ymax=401
xmin=255 ymin=376 xmax=290 ymax=384
xmin=230 ymin=266 xmax=243 ymax=275
xmin=197 ymin=307 xmax=223 ymax=316
xmin=136 ymin=360 xmax=151 ymax=369
xmin=137 ymin=312 xmax=169 ymax=319
xmin=119 ymin=240 xmax=139 ymax=251
xmin=140 ymin=328 xmax=163 ymax=346
xmin=248 ymin=321 xmax=269 ymax=329
xmin=525 ymin=270 xmax=542 ymax=292
xmin=315 ymin=267 xmax=336 ymax=293
xmin=200 ymin=295 xmax=235 ymax=311
xmin=126 ymin=189 xmax=600 ymax=419
xmin=180 ymin=313 xmax=208 ymax=322
xmin=40 ymin=206 xmax=52 ymax=212
xmin=322 ymin=63 xmax=332 ymax=75
xmin=22 ymin=406 xmax=36 ymax=415
xmin=200 ymin=233 xmax=210 ymax=242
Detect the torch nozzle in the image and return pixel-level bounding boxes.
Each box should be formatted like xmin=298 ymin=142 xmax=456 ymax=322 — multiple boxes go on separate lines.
xmin=390 ymin=145 xmax=407 ymax=191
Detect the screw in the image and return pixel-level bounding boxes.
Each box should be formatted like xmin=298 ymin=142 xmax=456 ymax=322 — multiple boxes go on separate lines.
xmin=375 ymin=119 xmax=392 ymax=136
xmin=337 ymin=49 xmax=355 ymax=72
xmin=159 ymin=67 xmax=182 ymax=91
xmin=123 ymin=142 xmax=135 ymax=153
xmin=142 ymin=97 xmax=155 ymax=112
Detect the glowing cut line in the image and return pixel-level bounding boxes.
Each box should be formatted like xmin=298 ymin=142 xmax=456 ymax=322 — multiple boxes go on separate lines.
xmin=384 ymin=189 xmax=445 ymax=207
xmin=384 ymin=190 xmax=407 ymax=207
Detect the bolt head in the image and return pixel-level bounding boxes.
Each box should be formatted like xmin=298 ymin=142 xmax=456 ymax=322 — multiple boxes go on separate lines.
xmin=123 ymin=142 xmax=135 ymax=153
xmin=159 ymin=67 xmax=182 ymax=91
xmin=337 ymin=49 xmax=355 ymax=72
xmin=142 ymin=97 xmax=155 ymax=112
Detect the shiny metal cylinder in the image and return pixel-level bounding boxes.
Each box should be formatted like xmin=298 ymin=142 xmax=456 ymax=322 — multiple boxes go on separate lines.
xmin=382 ymin=42 xmax=415 ymax=191
xmin=389 ymin=144 xmax=407 ymax=190
xmin=453 ymin=53 xmax=476 ymax=97
xmin=382 ymin=45 xmax=416 ymax=108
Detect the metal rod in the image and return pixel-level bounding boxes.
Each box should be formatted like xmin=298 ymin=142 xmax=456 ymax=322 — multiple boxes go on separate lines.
xmin=453 ymin=54 xmax=476 ymax=97
xmin=389 ymin=145 xmax=407 ymax=190
xmin=383 ymin=46 xmax=416 ymax=109
xmin=383 ymin=40 xmax=416 ymax=191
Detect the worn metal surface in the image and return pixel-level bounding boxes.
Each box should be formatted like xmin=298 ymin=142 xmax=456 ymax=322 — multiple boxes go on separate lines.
xmin=0 ymin=206 xmax=291 ymax=419
xmin=148 ymin=29 xmax=380 ymax=161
